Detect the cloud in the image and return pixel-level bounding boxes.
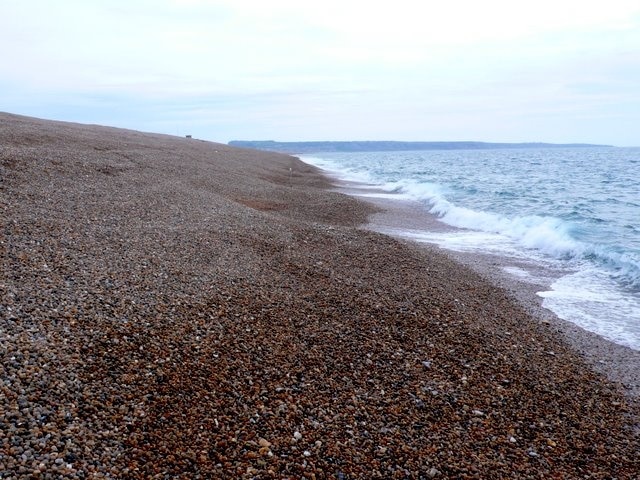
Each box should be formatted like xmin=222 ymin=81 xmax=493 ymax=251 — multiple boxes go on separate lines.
xmin=1 ymin=0 xmax=639 ymax=144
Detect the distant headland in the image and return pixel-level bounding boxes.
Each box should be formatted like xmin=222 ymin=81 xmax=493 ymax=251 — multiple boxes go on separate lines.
xmin=228 ymin=140 xmax=612 ymax=154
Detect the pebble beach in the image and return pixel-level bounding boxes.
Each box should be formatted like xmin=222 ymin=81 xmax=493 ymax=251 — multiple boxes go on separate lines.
xmin=1 ymin=112 xmax=639 ymax=478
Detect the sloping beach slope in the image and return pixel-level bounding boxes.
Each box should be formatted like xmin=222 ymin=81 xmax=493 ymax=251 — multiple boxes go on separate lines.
xmin=1 ymin=113 xmax=638 ymax=478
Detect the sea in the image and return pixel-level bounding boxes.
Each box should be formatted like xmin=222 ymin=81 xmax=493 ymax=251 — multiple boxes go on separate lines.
xmin=302 ymin=147 xmax=640 ymax=351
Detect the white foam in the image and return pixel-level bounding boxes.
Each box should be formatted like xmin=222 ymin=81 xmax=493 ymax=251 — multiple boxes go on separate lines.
xmin=503 ymin=266 xmax=532 ymax=278
xmin=377 ymin=178 xmax=588 ymax=261
xmin=538 ymin=267 xmax=640 ymax=350
xmin=393 ymin=227 xmax=550 ymax=262
xmin=305 ymin=157 xmax=586 ymax=263
xmin=351 ymin=191 xmax=411 ymax=199
xmin=301 ymin=155 xmax=379 ymax=185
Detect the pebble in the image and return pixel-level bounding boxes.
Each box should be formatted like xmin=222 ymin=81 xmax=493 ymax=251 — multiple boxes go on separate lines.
xmin=427 ymin=467 xmax=441 ymax=478
xmin=258 ymin=438 xmax=271 ymax=448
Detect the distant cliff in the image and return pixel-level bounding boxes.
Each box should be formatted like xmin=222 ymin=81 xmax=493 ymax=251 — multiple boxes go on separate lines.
xmin=228 ymin=140 xmax=611 ymax=154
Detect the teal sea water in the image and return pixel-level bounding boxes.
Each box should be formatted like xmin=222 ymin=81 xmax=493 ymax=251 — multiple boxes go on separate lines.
xmin=303 ymin=148 xmax=640 ymax=350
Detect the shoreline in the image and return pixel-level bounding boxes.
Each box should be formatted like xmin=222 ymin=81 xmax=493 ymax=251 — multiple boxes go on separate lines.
xmin=327 ymin=176 xmax=640 ymax=400
xmin=3 ymin=113 xmax=639 ymax=477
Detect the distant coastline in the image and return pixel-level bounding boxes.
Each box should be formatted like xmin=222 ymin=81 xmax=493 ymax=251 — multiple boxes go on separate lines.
xmin=228 ymin=140 xmax=613 ymax=154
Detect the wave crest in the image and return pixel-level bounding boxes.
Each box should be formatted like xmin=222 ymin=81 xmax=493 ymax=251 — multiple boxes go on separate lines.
xmin=383 ymin=178 xmax=640 ymax=289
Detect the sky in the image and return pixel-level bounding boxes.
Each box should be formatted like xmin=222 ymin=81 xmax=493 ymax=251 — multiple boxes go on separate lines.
xmin=1 ymin=0 xmax=639 ymax=145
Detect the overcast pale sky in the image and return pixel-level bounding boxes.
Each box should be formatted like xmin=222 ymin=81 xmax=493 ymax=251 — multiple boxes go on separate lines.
xmin=2 ymin=0 xmax=639 ymax=145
